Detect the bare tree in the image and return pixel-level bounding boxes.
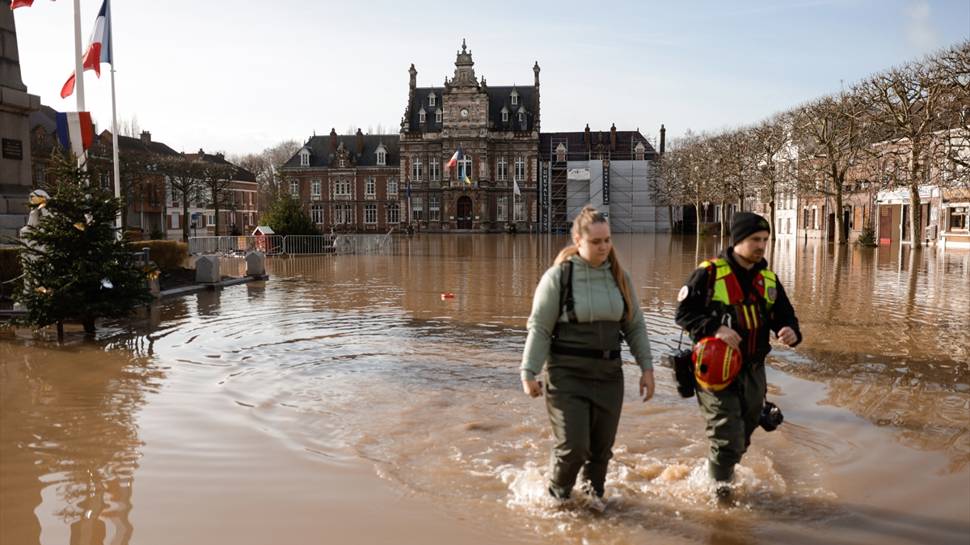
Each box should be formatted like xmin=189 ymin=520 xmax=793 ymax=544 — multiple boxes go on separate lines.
xmin=701 ymin=133 xmax=734 ymax=237
xmin=859 ymin=52 xmax=956 ymax=248
xmin=229 ymin=140 xmax=301 ymax=218
xmin=748 ymin=115 xmax=793 ymax=239
xmin=660 ymin=131 xmax=718 ymax=234
xmin=199 ymin=160 xmax=237 ymax=237
xmin=932 ymin=41 xmax=970 ymax=182
xmin=162 ymin=156 xmax=205 ymax=242
xmin=792 ymin=91 xmax=870 ymax=245
xmin=118 ymin=115 xmax=141 ymax=138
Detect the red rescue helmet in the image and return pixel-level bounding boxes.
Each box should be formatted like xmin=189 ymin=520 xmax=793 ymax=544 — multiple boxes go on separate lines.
xmin=692 ymin=337 xmax=741 ymax=392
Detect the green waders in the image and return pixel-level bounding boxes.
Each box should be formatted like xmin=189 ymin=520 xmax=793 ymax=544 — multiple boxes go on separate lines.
xmin=544 ymin=320 xmax=624 ymax=499
xmin=695 ymin=360 xmax=767 ymax=482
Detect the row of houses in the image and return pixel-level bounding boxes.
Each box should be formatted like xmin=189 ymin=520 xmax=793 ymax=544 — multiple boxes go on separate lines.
xmin=29 ymin=105 xmax=258 ymax=239
xmin=750 ymin=128 xmax=969 ymax=249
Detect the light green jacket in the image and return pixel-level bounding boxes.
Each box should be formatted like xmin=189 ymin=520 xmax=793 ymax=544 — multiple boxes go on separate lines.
xmin=521 ymin=255 xmax=653 ymax=381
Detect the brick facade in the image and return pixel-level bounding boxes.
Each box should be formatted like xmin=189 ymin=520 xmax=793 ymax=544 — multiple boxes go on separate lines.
xmin=398 ymin=41 xmax=540 ymax=232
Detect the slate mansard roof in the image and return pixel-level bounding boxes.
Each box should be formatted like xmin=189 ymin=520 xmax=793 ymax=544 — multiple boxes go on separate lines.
xmin=281 ymin=133 xmax=401 ymax=169
xmin=406 ymin=85 xmax=537 ymax=133
xmin=540 ymin=129 xmax=658 ymax=160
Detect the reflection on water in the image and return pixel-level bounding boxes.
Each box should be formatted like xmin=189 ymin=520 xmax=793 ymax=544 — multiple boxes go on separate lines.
xmin=1 ymin=234 xmax=968 ymax=545
xmin=766 ymin=239 xmax=970 ymax=473
xmin=0 ymin=340 xmax=163 ymax=545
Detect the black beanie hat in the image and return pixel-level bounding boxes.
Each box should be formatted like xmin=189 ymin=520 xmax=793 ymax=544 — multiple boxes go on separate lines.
xmin=730 ymin=212 xmax=771 ymax=245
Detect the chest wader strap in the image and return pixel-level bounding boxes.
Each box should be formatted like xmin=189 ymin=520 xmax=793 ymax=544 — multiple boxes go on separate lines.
xmin=550 ymin=345 xmax=621 ymax=360
xmin=559 ymin=260 xmax=578 ymax=323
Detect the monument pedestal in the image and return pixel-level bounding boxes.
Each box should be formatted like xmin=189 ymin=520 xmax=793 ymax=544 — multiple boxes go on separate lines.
xmin=1 ymin=1 xmax=41 ymax=241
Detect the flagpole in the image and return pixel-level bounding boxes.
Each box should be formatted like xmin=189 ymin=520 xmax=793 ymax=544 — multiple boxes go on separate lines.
xmin=72 ymin=0 xmax=86 ymax=111
xmin=71 ymin=0 xmax=88 ymax=171
xmin=107 ymin=0 xmax=121 ymax=234
xmin=511 ymin=184 xmax=515 ymax=226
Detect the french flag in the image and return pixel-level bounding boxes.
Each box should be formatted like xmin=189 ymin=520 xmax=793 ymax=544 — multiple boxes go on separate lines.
xmin=446 ymin=146 xmax=463 ymax=171
xmin=55 ymin=112 xmax=95 ymax=159
xmin=60 ymin=0 xmax=112 ymax=98
xmin=10 ymin=0 xmax=53 ymax=9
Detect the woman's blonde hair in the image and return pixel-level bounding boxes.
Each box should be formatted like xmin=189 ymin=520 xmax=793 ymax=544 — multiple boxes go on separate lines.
xmin=553 ymin=205 xmax=634 ymax=321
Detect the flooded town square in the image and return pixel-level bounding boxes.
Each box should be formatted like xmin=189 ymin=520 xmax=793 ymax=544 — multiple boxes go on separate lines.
xmin=2 ymin=234 xmax=968 ymax=545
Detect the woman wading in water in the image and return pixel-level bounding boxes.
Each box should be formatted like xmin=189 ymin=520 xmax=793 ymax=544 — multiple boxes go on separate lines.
xmin=521 ymin=206 xmax=655 ymax=509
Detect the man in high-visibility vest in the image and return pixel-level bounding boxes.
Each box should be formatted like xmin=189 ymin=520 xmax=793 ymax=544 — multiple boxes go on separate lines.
xmin=675 ymin=212 xmax=802 ymax=504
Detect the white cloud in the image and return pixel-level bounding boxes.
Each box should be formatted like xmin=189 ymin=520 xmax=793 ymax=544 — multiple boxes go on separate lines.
xmin=904 ymin=0 xmax=938 ymax=50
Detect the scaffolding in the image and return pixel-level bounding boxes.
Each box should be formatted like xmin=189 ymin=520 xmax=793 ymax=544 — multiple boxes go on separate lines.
xmin=539 ymin=131 xmax=676 ymax=233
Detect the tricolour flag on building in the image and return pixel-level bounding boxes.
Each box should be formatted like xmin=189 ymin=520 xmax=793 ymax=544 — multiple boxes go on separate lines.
xmin=60 ymin=0 xmax=112 ymax=98
xmin=446 ymin=146 xmax=463 ymax=171
xmin=55 ymin=111 xmax=94 ymax=159
xmin=513 ymin=179 xmax=521 ymax=196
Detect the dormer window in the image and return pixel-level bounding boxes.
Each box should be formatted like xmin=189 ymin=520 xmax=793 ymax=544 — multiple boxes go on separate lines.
xmin=501 ymin=106 xmax=509 ymax=122
xmin=634 ymin=142 xmax=646 ymax=161
xmin=419 ymin=107 xmax=426 ymax=124
xmin=429 ymin=93 xmax=436 ymax=107
xmin=376 ymin=144 xmax=387 ymax=166
xmin=518 ymin=111 xmax=526 ymax=124
xmin=435 ymin=109 xmax=442 ymax=123
xmin=299 ymin=148 xmax=310 ymax=167
xmin=510 ymin=90 xmax=519 ymax=105
xmin=555 ymin=143 xmax=567 ymax=163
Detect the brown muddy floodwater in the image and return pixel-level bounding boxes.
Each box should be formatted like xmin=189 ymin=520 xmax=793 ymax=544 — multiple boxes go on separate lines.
xmin=2 ymin=234 xmax=969 ymax=545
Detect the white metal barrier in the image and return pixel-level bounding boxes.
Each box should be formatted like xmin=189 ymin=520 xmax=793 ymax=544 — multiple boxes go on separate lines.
xmin=283 ymin=234 xmax=337 ymax=255
xmin=189 ymin=233 xmax=392 ymax=256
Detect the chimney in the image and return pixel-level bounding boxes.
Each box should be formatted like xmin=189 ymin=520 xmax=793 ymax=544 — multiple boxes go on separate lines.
xmin=329 ymin=128 xmax=338 ymax=153
xmin=659 ymin=124 xmax=666 ymax=155
xmin=584 ymin=124 xmax=591 ymax=151
xmin=533 ymin=61 xmax=541 ymax=132
xmin=609 ymin=123 xmax=617 ymax=151
xmin=355 ymin=128 xmax=364 ymax=154
xmin=140 ymin=131 xmax=151 ymax=145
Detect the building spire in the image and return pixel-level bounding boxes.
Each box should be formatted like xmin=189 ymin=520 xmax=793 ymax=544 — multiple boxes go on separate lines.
xmin=452 ymin=39 xmax=477 ymax=87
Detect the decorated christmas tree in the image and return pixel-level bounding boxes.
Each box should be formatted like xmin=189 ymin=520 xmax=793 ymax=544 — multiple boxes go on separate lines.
xmin=15 ymin=155 xmax=152 ymax=339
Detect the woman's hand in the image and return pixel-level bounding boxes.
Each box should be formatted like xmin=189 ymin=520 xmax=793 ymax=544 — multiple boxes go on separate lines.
xmin=639 ymin=369 xmax=655 ymax=402
xmin=522 ymin=379 xmax=543 ymax=398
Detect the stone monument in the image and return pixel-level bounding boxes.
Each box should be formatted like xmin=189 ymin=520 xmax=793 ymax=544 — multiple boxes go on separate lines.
xmin=0 ymin=0 xmax=41 ymax=241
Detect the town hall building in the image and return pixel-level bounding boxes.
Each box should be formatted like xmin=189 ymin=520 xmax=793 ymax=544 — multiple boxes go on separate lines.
xmin=399 ymin=40 xmax=540 ymax=231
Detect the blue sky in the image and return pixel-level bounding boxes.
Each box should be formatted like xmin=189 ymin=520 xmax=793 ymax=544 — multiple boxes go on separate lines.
xmin=13 ymin=0 xmax=970 ymax=156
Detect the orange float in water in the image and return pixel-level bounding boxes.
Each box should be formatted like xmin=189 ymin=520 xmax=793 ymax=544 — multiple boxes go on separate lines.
xmin=440 ymin=292 xmax=455 ymax=300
